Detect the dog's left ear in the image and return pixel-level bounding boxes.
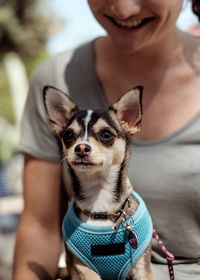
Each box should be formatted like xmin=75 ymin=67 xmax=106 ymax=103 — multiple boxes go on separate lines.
xmin=43 ymin=86 xmax=78 ymax=134
xmin=110 ymin=86 xmax=143 ymax=135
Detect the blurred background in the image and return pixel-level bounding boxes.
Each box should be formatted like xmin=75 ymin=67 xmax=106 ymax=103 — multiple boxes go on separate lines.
xmin=0 ymin=0 xmax=199 ymax=279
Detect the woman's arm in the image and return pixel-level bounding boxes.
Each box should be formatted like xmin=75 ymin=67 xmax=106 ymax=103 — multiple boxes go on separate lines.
xmin=13 ymin=154 xmax=67 ymax=280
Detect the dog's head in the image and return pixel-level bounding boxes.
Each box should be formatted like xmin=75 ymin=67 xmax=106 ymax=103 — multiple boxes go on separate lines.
xmin=43 ymin=86 xmax=142 ymax=174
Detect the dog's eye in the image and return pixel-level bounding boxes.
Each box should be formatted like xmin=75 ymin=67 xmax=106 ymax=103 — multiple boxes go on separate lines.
xmin=63 ymin=129 xmax=74 ymax=145
xmin=100 ymin=129 xmax=114 ymax=140
xmin=64 ymin=129 xmax=74 ymax=139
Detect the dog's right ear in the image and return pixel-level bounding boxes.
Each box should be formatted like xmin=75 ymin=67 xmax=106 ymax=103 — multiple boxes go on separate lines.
xmin=43 ymin=86 xmax=78 ymax=134
xmin=110 ymin=86 xmax=143 ymax=135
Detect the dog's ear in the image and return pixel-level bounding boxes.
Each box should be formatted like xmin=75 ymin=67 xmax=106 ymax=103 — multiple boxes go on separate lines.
xmin=43 ymin=86 xmax=78 ymax=134
xmin=110 ymin=86 xmax=143 ymax=135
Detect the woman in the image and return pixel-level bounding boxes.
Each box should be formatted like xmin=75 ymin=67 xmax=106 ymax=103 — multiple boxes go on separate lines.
xmin=13 ymin=1 xmax=200 ymax=279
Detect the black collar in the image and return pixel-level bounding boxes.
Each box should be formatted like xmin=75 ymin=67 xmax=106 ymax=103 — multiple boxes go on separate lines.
xmin=75 ymin=193 xmax=134 ymax=229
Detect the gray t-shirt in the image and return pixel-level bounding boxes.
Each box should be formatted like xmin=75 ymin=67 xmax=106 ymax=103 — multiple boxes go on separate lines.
xmin=19 ymin=41 xmax=200 ymax=279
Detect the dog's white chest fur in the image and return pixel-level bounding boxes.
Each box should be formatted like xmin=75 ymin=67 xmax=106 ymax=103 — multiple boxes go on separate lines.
xmin=75 ymin=165 xmax=124 ymax=226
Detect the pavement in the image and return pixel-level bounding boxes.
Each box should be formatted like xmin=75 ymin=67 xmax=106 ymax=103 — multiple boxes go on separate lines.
xmin=0 ymin=213 xmax=20 ymax=280
xmin=0 ymin=154 xmax=23 ymax=280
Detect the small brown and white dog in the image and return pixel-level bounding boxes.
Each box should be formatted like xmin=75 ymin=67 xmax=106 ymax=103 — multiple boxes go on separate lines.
xmin=44 ymin=86 xmax=153 ymax=280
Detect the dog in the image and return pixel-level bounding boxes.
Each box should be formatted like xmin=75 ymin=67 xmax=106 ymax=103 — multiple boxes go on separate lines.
xmin=43 ymin=86 xmax=153 ymax=280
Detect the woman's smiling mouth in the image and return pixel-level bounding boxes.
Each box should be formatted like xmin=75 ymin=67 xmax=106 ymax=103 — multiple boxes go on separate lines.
xmin=106 ymin=15 xmax=155 ymax=29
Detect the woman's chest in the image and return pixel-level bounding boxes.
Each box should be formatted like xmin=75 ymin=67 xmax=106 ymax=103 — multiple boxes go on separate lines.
xmin=128 ymin=139 xmax=200 ymax=217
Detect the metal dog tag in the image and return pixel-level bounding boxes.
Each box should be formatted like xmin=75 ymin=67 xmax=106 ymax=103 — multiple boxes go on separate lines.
xmin=126 ymin=225 xmax=138 ymax=249
xmin=128 ymin=230 xmax=138 ymax=249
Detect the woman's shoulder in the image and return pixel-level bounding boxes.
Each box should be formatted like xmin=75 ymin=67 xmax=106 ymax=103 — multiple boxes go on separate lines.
xmin=30 ymin=40 xmax=95 ymax=86
xmin=31 ymin=49 xmax=75 ymax=84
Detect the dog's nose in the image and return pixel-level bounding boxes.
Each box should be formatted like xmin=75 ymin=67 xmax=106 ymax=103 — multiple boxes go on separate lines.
xmin=75 ymin=143 xmax=91 ymax=158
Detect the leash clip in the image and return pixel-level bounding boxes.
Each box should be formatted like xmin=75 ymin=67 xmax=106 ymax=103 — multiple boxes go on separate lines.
xmin=121 ymin=216 xmax=134 ymax=230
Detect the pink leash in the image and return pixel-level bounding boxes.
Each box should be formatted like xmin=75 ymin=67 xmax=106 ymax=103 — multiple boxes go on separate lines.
xmin=153 ymin=229 xmax=175 ymax=280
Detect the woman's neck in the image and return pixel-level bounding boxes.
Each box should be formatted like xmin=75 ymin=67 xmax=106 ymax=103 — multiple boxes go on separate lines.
xmin=101 ymin=28 xmax=184 ymax=76
xmin=94 ymin=29 xmax=200 ymax=142
xmin=94 ymin=28 xmax=196 ymax=104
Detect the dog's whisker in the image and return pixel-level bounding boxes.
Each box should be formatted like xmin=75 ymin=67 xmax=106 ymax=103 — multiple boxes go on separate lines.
xmin=59 ymin=153 xmax=67 ymax=165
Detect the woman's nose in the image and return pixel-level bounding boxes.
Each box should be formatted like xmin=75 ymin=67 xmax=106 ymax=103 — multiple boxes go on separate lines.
xmin=111 ymin=0 xmax=142 ymax=19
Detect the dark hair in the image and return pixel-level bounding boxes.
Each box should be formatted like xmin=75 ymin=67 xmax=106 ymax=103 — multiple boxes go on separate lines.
xmin=192 ymin=0 xmax=200 ymax=21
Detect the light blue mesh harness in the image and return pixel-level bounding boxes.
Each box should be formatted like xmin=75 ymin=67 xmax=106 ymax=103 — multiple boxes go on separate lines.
xmin=62 ymin=192 xmax=153 ymax=280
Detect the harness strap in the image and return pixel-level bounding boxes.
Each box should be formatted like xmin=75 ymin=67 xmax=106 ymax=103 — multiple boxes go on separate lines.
xmin=62 ymin=191 xmax=153 ymax=280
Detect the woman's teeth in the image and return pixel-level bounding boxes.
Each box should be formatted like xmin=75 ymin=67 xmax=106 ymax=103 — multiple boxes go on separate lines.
xmin=114 ymin=18 xmax=143 ymax=28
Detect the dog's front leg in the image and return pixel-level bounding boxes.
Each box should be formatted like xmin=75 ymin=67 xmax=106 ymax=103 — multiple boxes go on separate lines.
xmin=65 ymin=245 xmax=101 ymax=280
xmin=71 ymin=261 xmax=101 ymax=280
xmin=127 ymin=244 xmax=154 ymax=280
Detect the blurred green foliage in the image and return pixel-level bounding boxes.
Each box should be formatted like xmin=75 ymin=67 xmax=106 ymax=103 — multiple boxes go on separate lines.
xmin=0 ymin=49 xmax=49 ymax=123
xmin=0 ymin=0 xmax=57 ymax=58
xmin=0 ymin=0 xmax=62 ymax=163
xmin=0 ymin=64 xmax=13 ymax=122
xmin=0 ymin=0 xmax=61 ymax=123
xmin=24 ymin=48 xmax=49 ymax=78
